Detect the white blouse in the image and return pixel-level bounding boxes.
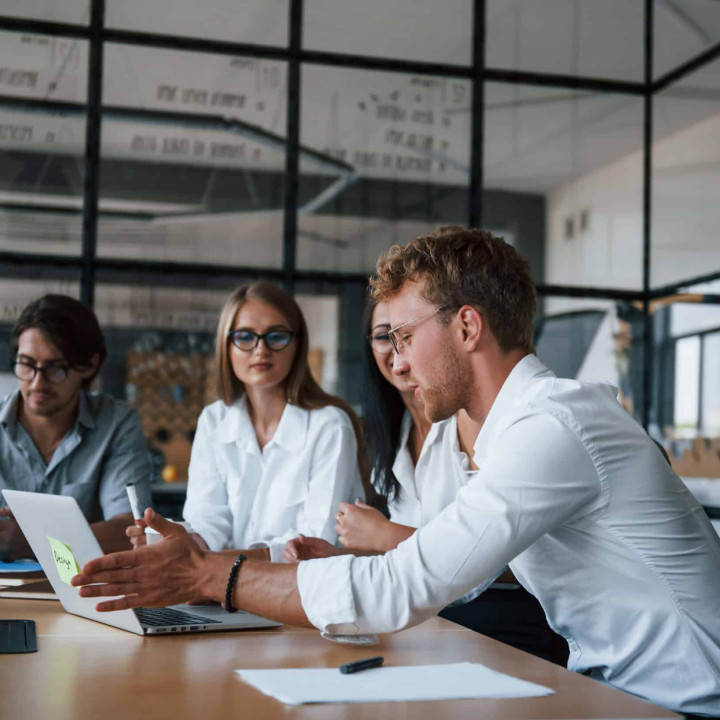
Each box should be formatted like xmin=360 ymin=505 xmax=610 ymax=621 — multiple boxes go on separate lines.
xmin=384 ymin=412 xmax=474 ymax=528
xmin=384 ymin=412 xmax=494 ymax=606
xmin=183 ymin=397 xmax=363 ymax=562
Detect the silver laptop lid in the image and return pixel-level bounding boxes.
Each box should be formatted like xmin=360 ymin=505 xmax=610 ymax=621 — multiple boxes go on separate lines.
xmin=2 ymin=489 xmax=144 ymax=634
xmin=3 ymin=489 xmax=282 ymax=635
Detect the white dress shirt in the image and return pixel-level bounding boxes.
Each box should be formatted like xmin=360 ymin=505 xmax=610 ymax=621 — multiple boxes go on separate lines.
xmin=386 ymin=412 xmax=473 ymax=527
xmin=298 ymin=355 xmax=720 ymax=715
xmin=183 ymin=397 xmax=362 ymax=562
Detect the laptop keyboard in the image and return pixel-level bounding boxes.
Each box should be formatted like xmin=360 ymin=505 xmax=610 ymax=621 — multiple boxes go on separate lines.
xmin=136 ymin=606 xmax=222 ymax=628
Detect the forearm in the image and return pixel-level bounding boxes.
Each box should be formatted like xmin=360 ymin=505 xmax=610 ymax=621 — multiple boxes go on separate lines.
xmin=215 ymin=547 xmax=270 ymax=561
xmin=201 ymin=554 xmax=312 ymax=628
xmin=379 ymin=522 xmax=415 ymax=551
xmin=91 ymin=514 xmax=134 ymax=554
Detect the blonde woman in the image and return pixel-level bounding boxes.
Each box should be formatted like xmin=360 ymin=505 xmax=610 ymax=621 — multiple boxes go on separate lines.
xmin=129 ymin=282 xmax=367 ymax=561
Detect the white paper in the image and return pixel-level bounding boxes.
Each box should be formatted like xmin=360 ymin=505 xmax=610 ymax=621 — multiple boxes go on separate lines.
xmin=235 ymin=662 xmax=554 ymax=705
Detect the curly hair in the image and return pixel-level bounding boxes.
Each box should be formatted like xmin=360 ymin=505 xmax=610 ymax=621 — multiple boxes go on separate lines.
xmin=370 ymin=226 xmax=536 ymax=353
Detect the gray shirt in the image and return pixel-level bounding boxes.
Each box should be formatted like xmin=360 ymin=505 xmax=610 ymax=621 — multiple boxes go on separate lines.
xmin=0 ymin=390 xmax=152 ymax=523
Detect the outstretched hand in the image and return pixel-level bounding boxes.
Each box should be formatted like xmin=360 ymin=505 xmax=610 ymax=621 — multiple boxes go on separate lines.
xmin=72 ymin=508 xmax=213 ymax=612
xmin=283 ymin=534 xmax=343 ymax=562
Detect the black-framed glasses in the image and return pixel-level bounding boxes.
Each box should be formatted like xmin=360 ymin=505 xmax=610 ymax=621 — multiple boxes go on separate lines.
xmin=228 ymin=329 xmax=295 ymax=352
xmin=11 ymin=360 xmax=71 ymax=384
xmin=388 ymin=306 xmax=450 ymax=355
xmin=367 ymin=329 xmax=393 ymax=355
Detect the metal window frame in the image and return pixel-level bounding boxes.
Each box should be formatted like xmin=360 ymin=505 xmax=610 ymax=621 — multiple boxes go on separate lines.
xmin=0 ymin=1 xmax=719 ymax=430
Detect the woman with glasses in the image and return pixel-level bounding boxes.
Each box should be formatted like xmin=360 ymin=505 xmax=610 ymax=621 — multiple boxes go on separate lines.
xmin=128 ymin=282 xmax=367 ymax=562
xmin=285 ymin=299 xmax=568 ymax=665
xmin=285 ymin=299 xmax=479 ymax=556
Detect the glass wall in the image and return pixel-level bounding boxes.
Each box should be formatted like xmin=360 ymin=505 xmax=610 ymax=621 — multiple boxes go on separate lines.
xmin=484 ymin=83 xmax=644 ymax=290
xmin=486 ymin=0 xmax=644 ymax=81
xmin=99 ymin=44 xmax=287 ymax=267
xmin=298 ymin=65 xmax=470 ymax=273
xmin=1 ymin=1 xmax=720 ymax=492
xmin=652 ymin=57 xmax=720 ymax=289
xmin=0 ymin=31 xmax=88 ymax=256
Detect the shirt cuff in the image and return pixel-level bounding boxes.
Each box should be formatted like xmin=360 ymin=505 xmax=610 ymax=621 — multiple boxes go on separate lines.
xmin=247 ymin=540 xmax=285 ymax=563
xmin=185 ymin=521 xmax=227 ymax=552
xmin=297 ymin=555 xmax=359 ymax=634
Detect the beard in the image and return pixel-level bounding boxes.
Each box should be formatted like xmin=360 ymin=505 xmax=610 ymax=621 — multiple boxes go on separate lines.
xmin=419 ymin=345 xmax=466 ymax=423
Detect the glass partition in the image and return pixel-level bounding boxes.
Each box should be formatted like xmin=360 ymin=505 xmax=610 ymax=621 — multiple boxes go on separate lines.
xmin=298 ymin=64 xmax=470 ymax=273
xmin=304 ymin=0 xmax=473 ymax=65
xmin=652 ymin=56 xmax=720 ymax=289
xmin=99 ymin=44 xmax=287 ymax=267
xmin=106 ymin=0 xmax=288 ymax=46
xmin=486 ymin=0 xmax=644 ymax=81
xmin=485 ymin=83 xmax=644 ymax=290
xmin=0 ymin=31 xmax=88 ymax=256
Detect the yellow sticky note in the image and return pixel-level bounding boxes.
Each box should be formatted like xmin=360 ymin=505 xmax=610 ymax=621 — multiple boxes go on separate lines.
xmin=47 ymin=536 xmax=81 ymax=585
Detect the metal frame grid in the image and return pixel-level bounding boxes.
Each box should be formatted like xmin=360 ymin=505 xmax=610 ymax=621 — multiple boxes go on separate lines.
xmin=0 ymin=0 xmax=719 ymax=427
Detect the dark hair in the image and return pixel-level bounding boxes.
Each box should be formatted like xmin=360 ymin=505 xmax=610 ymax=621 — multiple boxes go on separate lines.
xmin=361 ymin=298 xmax=405 ymax=506
xmin=371 ymin=226 xmax=537 ymax=354
xmin=11 ymin=295 xmax=107 ymax=388
xmin=215 ymin=281 xmax=372 ymax=498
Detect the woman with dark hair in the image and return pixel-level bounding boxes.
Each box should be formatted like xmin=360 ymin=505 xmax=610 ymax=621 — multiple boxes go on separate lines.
xmin=286 ymin=299 xmax=479 ymax=555
xmin=129 ymin=281 xmax=367 ymax=561
xmin=286 ymin=299 xmax=568 ymax=665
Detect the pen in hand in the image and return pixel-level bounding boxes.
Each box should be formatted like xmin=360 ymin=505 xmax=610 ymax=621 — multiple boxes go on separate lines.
xmin=125 ymin=483 xmax=144 ymax=521
xmin=339 ymin=656 xmax=384 ymax=674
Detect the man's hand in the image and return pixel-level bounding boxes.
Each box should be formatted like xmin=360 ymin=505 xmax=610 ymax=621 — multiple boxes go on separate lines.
xmin=283 ymin=534 xmax=343 ymax=562
xmin=335 ymin=500 xmax=393 ymax=551
xmin=0 ymin=507 xmax=34 ymax=561
xmin=72 ymin=508 xmax=217 ymax=612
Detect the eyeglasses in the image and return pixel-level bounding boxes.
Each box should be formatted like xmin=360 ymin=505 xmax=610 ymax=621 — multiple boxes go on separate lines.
xmin=367 ymin=329 xmax=393 ymax=355
xmin=388 ymin=307 xmax=449 ymax=355
xmin=12 ymin=360 xmax=71 ymax=384
xmin=228 ymin=329 xmax=295 ymax=352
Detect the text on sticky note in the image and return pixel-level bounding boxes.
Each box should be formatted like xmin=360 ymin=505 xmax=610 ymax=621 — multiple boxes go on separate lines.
xmin=47 ymin=536 xmax=81 ymax=585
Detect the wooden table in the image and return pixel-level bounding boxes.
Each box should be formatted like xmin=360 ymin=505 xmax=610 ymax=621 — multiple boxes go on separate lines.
xmin=0 ymin=599 xmax=679 ymax=719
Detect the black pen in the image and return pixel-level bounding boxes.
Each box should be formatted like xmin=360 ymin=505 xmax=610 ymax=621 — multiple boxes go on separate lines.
xmin=339 ymin=656 xmax=384 ymax=674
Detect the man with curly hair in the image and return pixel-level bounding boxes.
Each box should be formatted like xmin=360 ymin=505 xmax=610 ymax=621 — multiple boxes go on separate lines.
xmin=75 ymin=228 xmax=720 ymax=717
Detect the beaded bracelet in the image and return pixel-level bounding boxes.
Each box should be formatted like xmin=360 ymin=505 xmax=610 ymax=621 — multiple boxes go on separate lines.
xmin=224 ymin=553 xmax=247 ymax=613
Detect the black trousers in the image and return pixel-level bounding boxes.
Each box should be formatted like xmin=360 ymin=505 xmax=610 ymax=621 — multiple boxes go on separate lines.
xmin=438 ymin=586 xmax=569 ymax=667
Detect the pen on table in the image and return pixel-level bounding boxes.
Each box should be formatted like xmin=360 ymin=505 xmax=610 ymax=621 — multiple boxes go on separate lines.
xmin=339 ymin=656 xmax=384 ymax=674
xmin=125 ymin=483 xmax=143 ymax=521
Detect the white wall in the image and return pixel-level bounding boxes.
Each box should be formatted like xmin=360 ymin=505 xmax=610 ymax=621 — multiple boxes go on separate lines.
xmin=546 ymin=108 xmax=720 ymax=291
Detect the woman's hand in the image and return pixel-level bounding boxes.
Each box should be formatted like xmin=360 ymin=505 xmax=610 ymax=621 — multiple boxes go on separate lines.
xmin=335 ymin=500 xmax=393 ymax=551
xmin=125 ymin=519 xmax=147 ymax=549
xmin=283 ymin=534 xmax=342 ymax=562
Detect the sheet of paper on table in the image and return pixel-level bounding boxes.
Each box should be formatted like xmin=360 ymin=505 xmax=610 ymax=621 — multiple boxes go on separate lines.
xmin=235 ymin=661 xmax=554 ymax=705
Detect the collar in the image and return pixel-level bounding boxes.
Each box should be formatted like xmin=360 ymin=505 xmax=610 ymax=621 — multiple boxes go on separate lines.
xmin=217 ymin=395 xmax=308 ymax=455
xmin=473 ymin=354 xmax=554 ymax=463
xmin=0 ymin=389 xmax=92 ymax=431
xmin=270 ymin=401 xmax=308 ymax=455
xmin=0 ymin=390 xmax=20 ymax=429
xmin=76 ymin=391 xmax=96 ymax=430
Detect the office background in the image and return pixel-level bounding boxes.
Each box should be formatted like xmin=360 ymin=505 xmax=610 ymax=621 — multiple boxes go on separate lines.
xmin=0 ymin=0 xmax=718 ymax=486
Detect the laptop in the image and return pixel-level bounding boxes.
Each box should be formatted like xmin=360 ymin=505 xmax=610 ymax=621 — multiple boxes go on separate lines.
xmin=2 ymin=489 xmax=281 ymax=636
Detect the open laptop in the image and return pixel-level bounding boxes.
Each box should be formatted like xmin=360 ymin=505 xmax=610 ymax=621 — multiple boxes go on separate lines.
xmin=2 ymin=489 xmax=281 ymax=636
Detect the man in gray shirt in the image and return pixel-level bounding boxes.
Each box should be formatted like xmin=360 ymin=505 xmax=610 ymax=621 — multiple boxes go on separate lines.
xmin=0 ymin=294 xmax=152 ymax=560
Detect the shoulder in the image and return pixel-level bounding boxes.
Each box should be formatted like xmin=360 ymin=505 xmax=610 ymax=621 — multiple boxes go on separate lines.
xmin=84 ymin=392 xmax=140 ymax=427
xmin=196 ymin=398 xmax=238 ymax=430
xmin=306 ymin=403 xmax=355 ymax=434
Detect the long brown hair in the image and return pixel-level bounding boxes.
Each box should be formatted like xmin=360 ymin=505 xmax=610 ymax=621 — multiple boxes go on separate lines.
xmin=215 ymin=281 xmax=372 ymax=498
